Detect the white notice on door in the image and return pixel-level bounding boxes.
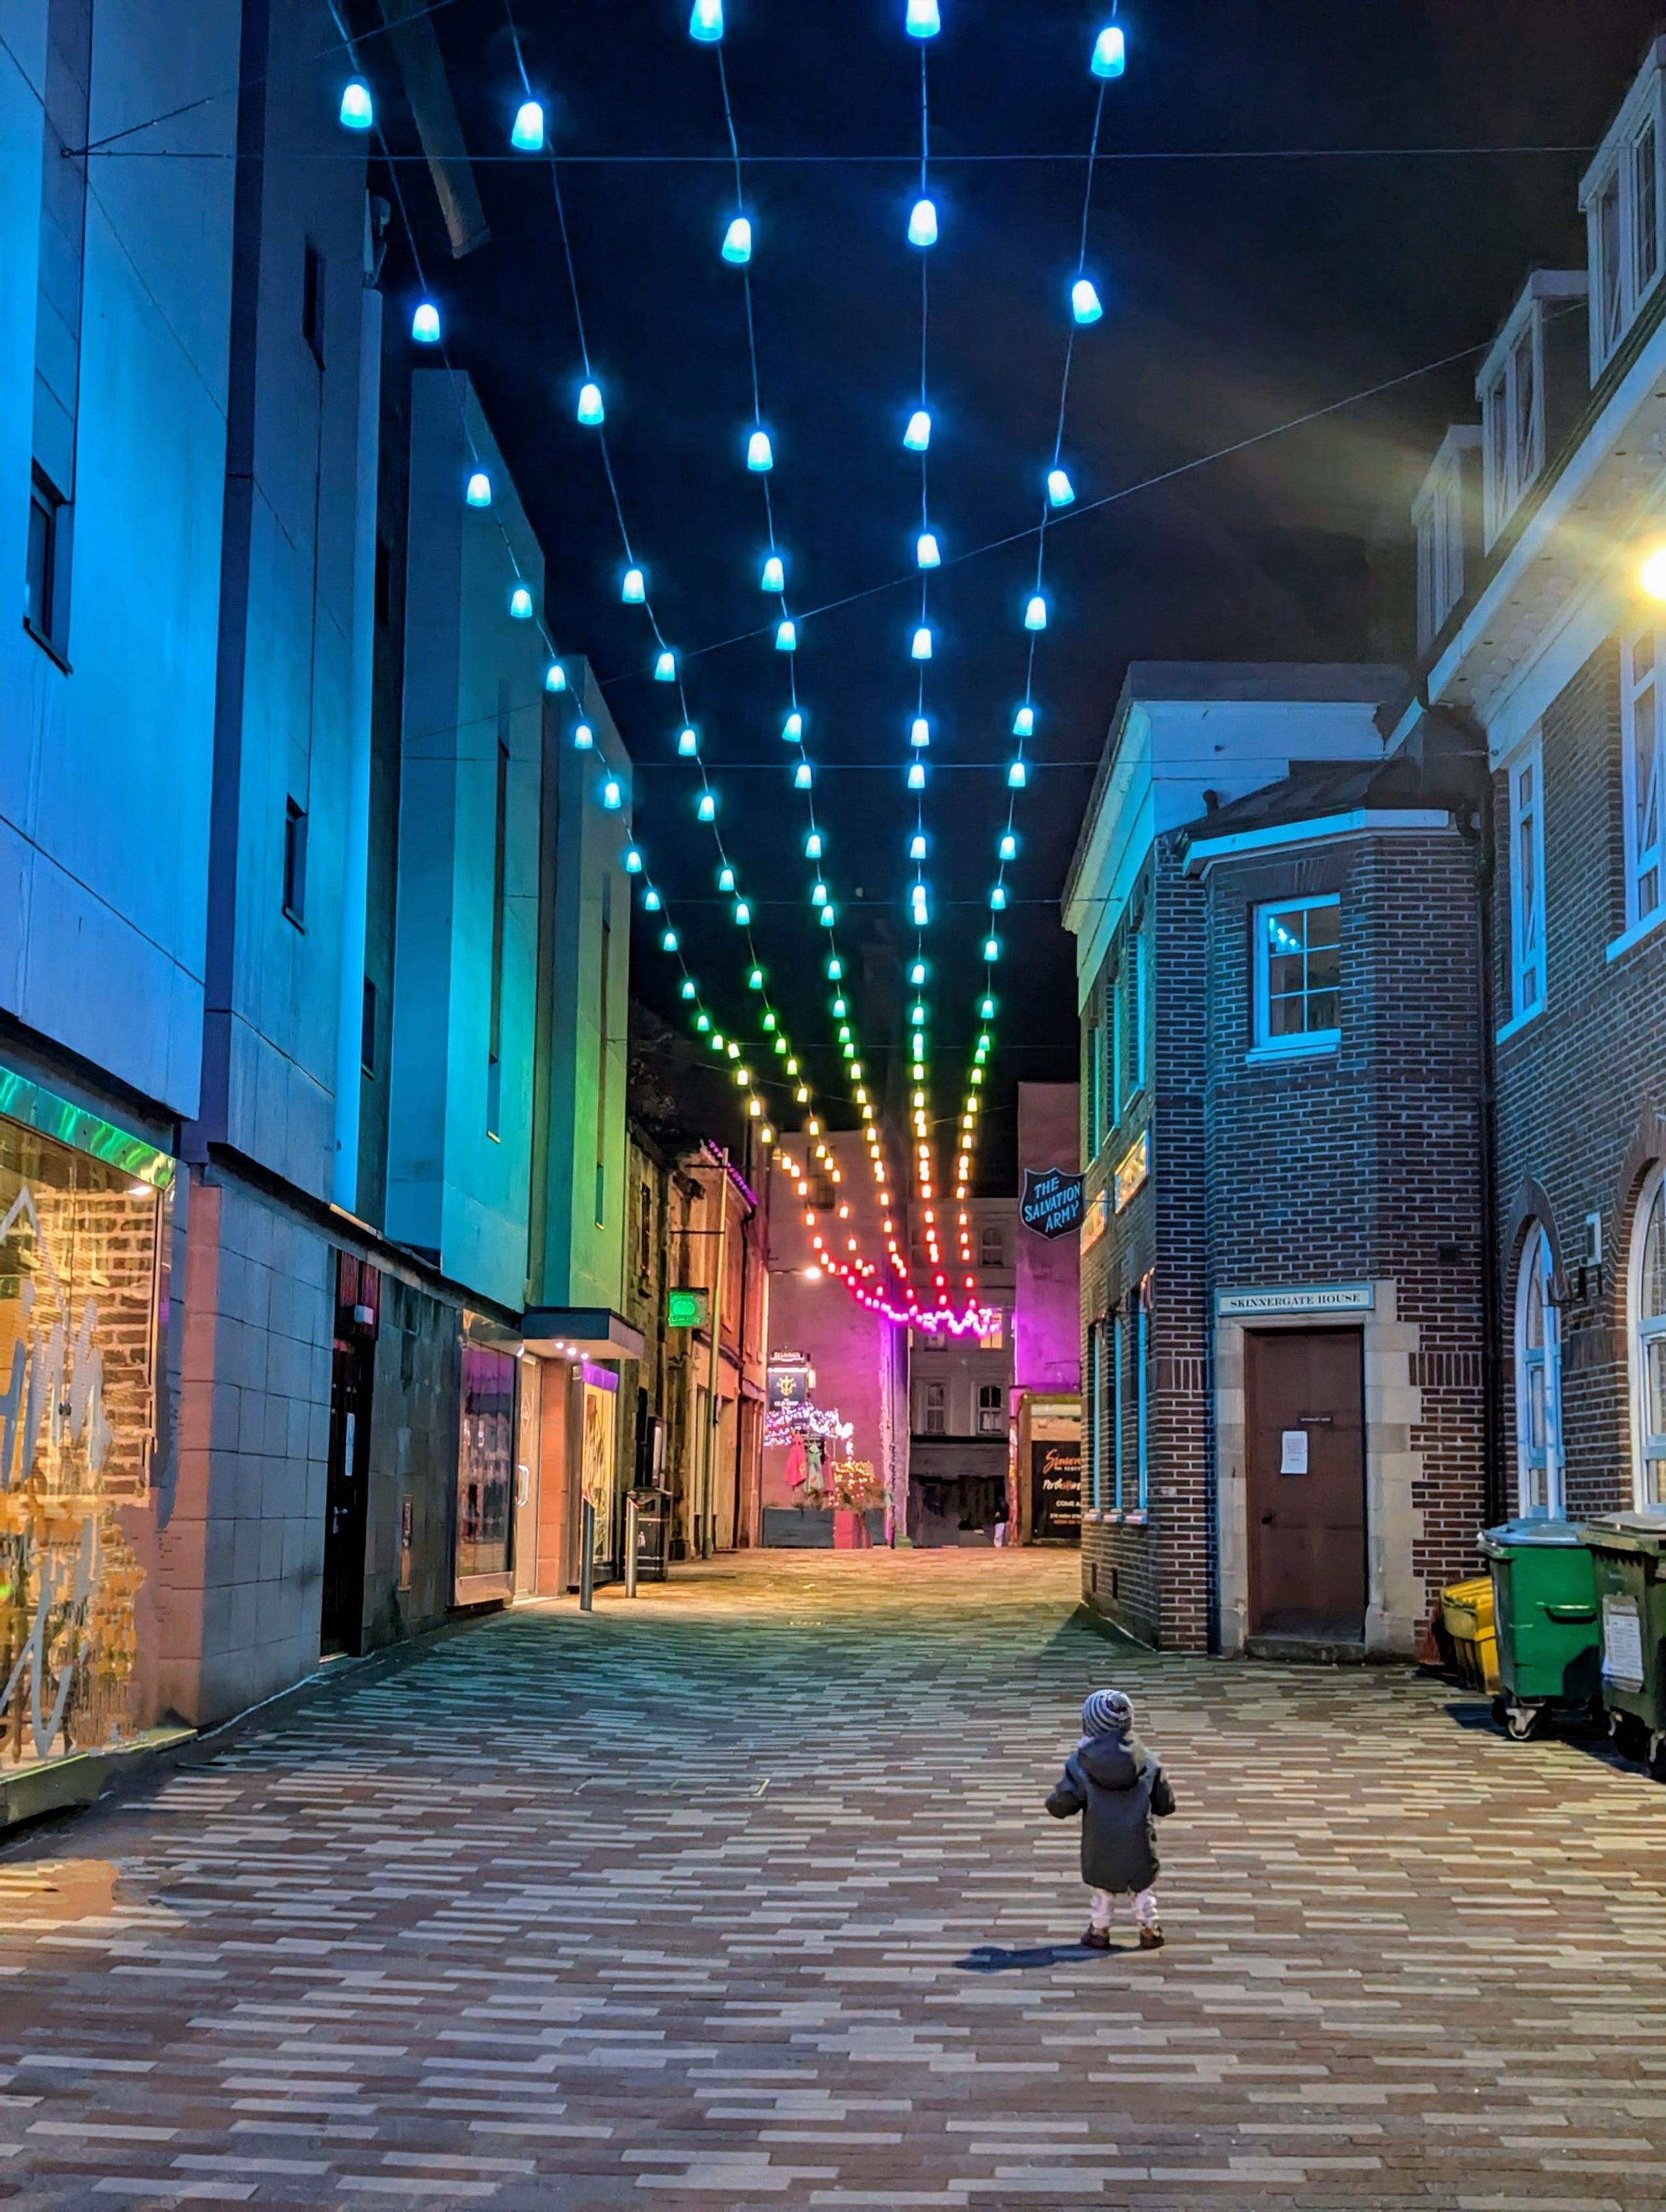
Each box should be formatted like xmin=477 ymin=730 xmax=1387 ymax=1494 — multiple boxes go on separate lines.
xmin=1279 ymin=1429 xmax=1309 ymax=1475
xmin=1602 ymin=1595 xmax=1645 ymax=1688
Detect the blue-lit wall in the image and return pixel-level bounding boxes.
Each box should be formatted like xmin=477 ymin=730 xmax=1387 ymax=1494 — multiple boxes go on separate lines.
xmin=0 ymin=1 xmax=239 ymax=1117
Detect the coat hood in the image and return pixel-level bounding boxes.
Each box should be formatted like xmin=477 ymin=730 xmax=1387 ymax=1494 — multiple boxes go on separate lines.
xmin=1075 ymin=1734 xmax=1143 ymax=1790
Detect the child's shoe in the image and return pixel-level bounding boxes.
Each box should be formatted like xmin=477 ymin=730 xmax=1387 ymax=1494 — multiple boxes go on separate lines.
xmin=1137 ymin=1926 xmax=1165 ymax=1950
xmin=1081 ymin=1926 xmax=1112 ymax=1951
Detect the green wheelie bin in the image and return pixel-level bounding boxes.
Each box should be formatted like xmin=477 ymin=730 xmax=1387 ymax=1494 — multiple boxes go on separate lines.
xmin=1479 ymin=1518 xmax=1600 ymax=1738
xmin=1580 ymin=1513 xmax=1666 ymax=1780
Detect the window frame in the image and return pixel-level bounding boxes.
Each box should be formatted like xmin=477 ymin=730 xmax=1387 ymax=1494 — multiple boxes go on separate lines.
xmin=1583 ymin=64 xmax=1666 ymax=380
xmin=282 ymin=796 xmax=308 ymax=928
xmin=1413 ymin=436 xmax=1475 ymax=656
xmin=1479 ymin=314 xmax=1545 ymax=548
xmin=1087 ymin=1322 xmax=1104 ymax=1510
xmin=978 ymin=1223 xmax=1005 ymax=1270
xmin=1134 ymin=1277 xmax=1151 ymax=1514
xmin=1251 ymin=893 xmax=1341 ymax=1058
xmin=1507 ymin=731 xmax=1546 ymax=1020
xmin=920 ymin=1380 xmax=946 ymax=1436
xmin=1128 ymin=924 xmax=1147 ymax=1100
xmin=976 ymin=1383 xmax=1005 ymax=1437
xmin=24 ymin=464 xmax=71 ymax=664
xmin=1514 ymin=1222 xmax=1564 ymax=1519
xmin=1112 ymin=1306 xmax=1126 ymax=1512
xmin=1621 ymin=627 xmax=1665 ymax=931
xmin=1629 ymin=1166 xmax=1666 ymax=1511
xmin=1085 ymin=1021 xmax=1102 ymax=1159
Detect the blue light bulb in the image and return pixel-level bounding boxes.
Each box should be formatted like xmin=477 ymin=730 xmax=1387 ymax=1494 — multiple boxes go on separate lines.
xmin=761 ymin=553 xmax=785 ymax=592
xmin=509 ymin=585 xmax=533 ymax=619
xmin=662 ymin=928 xmax=679 ymax=952
xmin=984 ymin=936 xmax=1001 ymax=961
xmin=677 ymin=725 xmax=698 ymax=756
xmin=653 ymin=649 xmax=676 ymax=682
xmin=340 ymin=79 xmax=374 ymax=129
xmin=827 ymin=956 xmax=843 ymax=979
xmin=916 ymin=531 xmax=940 ymax=569
xmin=1013 ymin=704 xmax=1035 ymax=736
xmin=990 ymin=885 xmax=1007 ymax=910
xmin=718 ymin=865 xmax=736 ymax=892
xmin=909 ymin=833 xmax=927 ymax=860
xmin=819 ymin=906 xmax=836 ymax=928
xmin=911 ymin=625 xmax=933 ymax=660
xmin=910 ymin=961 xmax=927 ymax=985
xmin=623 ymin=846 xmax=643 ymax=873
xmin=903 ymin=409 xmax=932 ymax=452
xmin=812 ymin=882 xmax=828 ymax=906
xmin=465 ymin=470 xmax=492 ymax=507
xmin=545 ymin=660 xmax=566 ymax=692
xmin=645 ymin=888 xmax=662 ymax=911
xmin=690 ymin=0 xmax=723 ymax=38
xmin=908 ymin=197 xmax=938 ymax=249
xmin=795 ymin=761 xmax=812 ymax=789
xmin=681 ymin=977 xmax=697 ymax=999
xmin=735 ymin=900 xmax=751 ymax=925
xmin=722 ymin=215 xmax=753 ymax=264
xmin=1091 ymin=24 xmax=1126 ymax=77
xmin=746 ymin=428 xmax=774 ymax=472
xmin=1024 ymin=593 xmax=1048 ymax=631
xmin=577 ymin=381 xmax=605 ymax=425
xmin=1071 ymin=277 xmax=1104 ymax=324
xmin=1046 ymin=466 xmax=1076 ymax=507
xmin=981 ymin=995 xmax=995 ymax=1019
xmin=573 ymin=722 xmax=595 ymax=750
xmin=999 ymin=831 xmax=1017 ymax=860
xmin=1007 ymin=759 xmax=1027 ymax=788
xmin=411 ymin=301 xmax=441 ymax=344
xmin=910 ymin=716 xmax=929 ymax=748
xmin=782 ymin=710 xmax=804 ymax=742
xmin=776 ymin=619 xmax=797 ymax=651
xmin=698 ymin=792 xmax=717 ymax=821
xmin=621 ymin=567 xmax=646 ymax=604
xmin=905 ymin=0 xmax=940 ymax=34
xmin=511 ymin=99 xmax=545 ymax=150
xmin=908 ymin=761 xmax=925 ymax=789
xmin=805 ymin=831 xmax=823 ymax=857
xmin=601 ymin=777 xmax=622 ymax=810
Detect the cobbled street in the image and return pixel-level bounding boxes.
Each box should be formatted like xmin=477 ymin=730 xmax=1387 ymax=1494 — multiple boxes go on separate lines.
xmin=4 ymin=1550 xmax=1666 ymax=2211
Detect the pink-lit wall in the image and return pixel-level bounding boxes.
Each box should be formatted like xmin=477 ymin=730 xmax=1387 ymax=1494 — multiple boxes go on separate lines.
xmin=1014 ymin=1081 xmax=1082 ymax=1396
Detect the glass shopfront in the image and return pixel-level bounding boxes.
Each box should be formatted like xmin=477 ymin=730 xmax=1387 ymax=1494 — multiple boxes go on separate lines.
xmin=0 ymin=1083 xmax=168 ymax=1776
xmin=455 ymin=1341 xmax=517 ymax=1602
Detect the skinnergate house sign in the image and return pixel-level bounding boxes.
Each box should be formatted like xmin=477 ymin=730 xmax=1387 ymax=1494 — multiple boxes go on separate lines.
xmin=1216 ymin=1283 xmax=1376 ymax=1319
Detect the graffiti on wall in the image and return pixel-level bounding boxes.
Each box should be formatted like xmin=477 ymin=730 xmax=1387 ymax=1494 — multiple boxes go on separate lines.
xmin=1 ymin=1156 xmax=159 ymax=1773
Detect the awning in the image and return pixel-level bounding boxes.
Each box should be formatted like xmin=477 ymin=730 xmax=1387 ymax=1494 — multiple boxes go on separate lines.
xmin=521 ymin=1306 xmax=645 ymax=1361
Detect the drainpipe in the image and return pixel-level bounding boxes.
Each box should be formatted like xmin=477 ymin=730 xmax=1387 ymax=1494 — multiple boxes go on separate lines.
xmin=331 ymin=197 xmax=383 ymax=1213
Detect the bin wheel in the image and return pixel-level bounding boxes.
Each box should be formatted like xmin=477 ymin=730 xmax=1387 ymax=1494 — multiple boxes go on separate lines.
xmin=1490 ymin=1695 xmax=1508 ymax=1729
xmin=1505 ymin=1703 xmax=1542 ymax=1742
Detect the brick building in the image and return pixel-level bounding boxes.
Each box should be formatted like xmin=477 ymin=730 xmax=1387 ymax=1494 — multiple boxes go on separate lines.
xmin=1063 ymin=668 xmax=1490 ymax=1655
xmin=1397 ymin=33 xmax=1666 ymax=1531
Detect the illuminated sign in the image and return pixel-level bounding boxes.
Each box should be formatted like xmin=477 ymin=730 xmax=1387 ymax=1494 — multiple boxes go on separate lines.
xmin=1020 ymin=1167 xmax=1086 ymax=1239
xmin=1113 ymin=1131 xmax=1150 ymax=1214
xmin=666 ymin=1287 xmax=709 ymax=1329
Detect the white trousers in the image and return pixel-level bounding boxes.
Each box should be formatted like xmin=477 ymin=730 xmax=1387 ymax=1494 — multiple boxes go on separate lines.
xmin=1089 ymin=1885 xmax=1159 ymax=1931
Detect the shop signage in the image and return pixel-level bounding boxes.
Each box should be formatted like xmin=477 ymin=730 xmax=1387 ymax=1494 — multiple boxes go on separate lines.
xmin=1216 ymin=1283 xmax=1375 ymax=1318
xmin=1113 ymin=1131 xmax=1150 ymax=1213
xmin=666 ymin=1286 xmax=709 ymax=1329
xmin=1080 ymin=1191 xmax=1109 ymax=1254
xmin=1030 ymin=1438 xmax=1084 ymax=1541
xmin=767 ymin=1358 xmax=817 ymax=1408
xmin=1020 ymin=1167 xmax=1086 ymax=1239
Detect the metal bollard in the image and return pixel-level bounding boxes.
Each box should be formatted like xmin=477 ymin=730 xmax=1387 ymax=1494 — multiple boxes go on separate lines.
xmin=624 ymin=1494 xmax=640 ymax=1598
xmin=579 ymin=1498 xmax=595 ymax=1612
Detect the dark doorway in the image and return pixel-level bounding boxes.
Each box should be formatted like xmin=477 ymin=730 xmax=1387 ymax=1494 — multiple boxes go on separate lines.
xmin=321 ymin=1257 xmax=377 ymax=1654
xmin=1246 ymin=1329 xmax=1366 ymax=1640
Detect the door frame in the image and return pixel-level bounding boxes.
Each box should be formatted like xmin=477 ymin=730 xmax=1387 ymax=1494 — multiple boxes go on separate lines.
xmin=1242 ymin=1324 xmax=1366 ymax=1640
xmin=1214 ymin=1278 xmax=1428 ymax=1657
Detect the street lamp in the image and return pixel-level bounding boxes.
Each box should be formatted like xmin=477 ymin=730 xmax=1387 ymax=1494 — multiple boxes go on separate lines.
xmin=1641 ymin=543 xmax=1666 ymax=599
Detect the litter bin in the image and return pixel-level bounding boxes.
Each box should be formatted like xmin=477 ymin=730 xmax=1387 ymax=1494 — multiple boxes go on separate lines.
xmin=1580 ymin=1513 xmax=1666 ymax=1779
xmin=1440 ymin=1575 xmax=1498 ymax=1693
xmin=627 ymin=1487 xmax=670 ymax=1584
xmin=1479 ymin=1518 xmax=1600 ymax=1738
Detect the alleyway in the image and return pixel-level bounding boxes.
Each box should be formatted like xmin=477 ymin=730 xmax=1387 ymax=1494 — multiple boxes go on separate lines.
xmin=4 ymin=1551 xmax=1666 ymax=2211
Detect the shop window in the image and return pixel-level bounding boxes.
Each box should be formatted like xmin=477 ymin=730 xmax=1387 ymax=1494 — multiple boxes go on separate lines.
xmin=1631 ymin=1169 xmax=1666 ymax=1509
xmin=1515 ymin=1223 xmax=1564 ymax=1518
xmin=1508 ymin=734 xmax=1546 ymax=1019
xmin=1253 ymin=894 xmax=1340 ymax=1055
xmin=456 ymin=1343 xmax=515 ymax=1591
xmin=1621 ymin=627 xmax=1665 ymax=930
xmin=977 ymin=1384 xmax=1004 ymax=1436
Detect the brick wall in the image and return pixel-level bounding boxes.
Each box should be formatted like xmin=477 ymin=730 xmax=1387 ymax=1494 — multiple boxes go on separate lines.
xmin=1492 ymin=638 xmax=1666 ymax=1522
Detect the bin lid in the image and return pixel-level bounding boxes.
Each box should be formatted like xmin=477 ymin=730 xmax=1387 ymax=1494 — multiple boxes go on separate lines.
xmin=1580 ymin=1511 xmax=1666 ymax=1548
xmin=1481 ymin=1517 xmax=1585 ymax=1550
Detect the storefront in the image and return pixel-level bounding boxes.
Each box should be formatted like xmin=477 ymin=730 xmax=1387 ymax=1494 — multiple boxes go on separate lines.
xmin=0 ymin=1071 xmax=171 ymax=1810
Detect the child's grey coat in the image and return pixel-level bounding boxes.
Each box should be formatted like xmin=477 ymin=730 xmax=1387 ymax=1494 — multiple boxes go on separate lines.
xmin=1045 ymin=1733 xmax=1175 ymax=1892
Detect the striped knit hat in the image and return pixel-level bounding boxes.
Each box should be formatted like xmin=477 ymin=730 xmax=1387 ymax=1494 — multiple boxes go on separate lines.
xmin=1081 ymin=1688 xmax=1134 ymax=1738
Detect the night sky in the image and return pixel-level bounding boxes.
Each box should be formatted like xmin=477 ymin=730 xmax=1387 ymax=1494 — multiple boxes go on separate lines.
xmin=374 ymin=0 xmax=1659 ymax=1189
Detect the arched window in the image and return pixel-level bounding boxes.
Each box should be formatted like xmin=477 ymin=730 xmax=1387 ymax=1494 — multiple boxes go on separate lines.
xmin=1631 ymin=1169 xmax=1666 ymax=1509
xmin=1516 ymin=1224 xmax=1563 ymax=1517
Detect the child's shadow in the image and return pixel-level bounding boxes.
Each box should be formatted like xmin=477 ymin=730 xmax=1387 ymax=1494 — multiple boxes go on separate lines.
xmin=953 ymin=1941 xmax=1116 ymax=1973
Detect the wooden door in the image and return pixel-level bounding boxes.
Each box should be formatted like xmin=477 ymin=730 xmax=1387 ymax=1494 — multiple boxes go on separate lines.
xmin=1246 ymin=1329 xmax=1366 ymax=1639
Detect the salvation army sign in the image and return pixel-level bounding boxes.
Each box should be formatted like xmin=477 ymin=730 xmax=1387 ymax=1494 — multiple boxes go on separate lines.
xmin=1020 ymin=1167 xmax=1086 ymax=1241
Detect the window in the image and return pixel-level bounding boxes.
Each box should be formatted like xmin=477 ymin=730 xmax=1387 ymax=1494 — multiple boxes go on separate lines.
xmin=1112 ymin=1308 xmax=1127 ymax=1510
xmin=301 ymin=240 xmax=325 ymax=366
xmin=1087 ymin=1323 xmax=1104 ymax=1509
xmin=488 ymin=736 xmax=508 ymax=1137
xmin=282 ymin=798 xmax=308 ymax=924
xmin=1135 ymin=1278 xmax=1152 ymax=1513
xmin=1128 ymin=925 xmax=1147 ymax=1098
xmin=1413 ymin=435 xmax=1480 ymax=655
xmin=1622 ymin=628 xmax=1665 ymax=929
xmin=920 ymin=1381 xmax=946 ymax=1436
xmin=1583 ymin=73 xmax=1665 ymax=375
xmin=1508 ymin=735 xmax=1546 ymax=1019
xmin=1085 ymin=1023 xmax=1102 ymax=1157
xmin=25 ymin=466 xmax=68 ymax=659
xmin=1515 ymin=1224 xmax=1563 ymax=1517
xmin=979 ymin=1224 xmax=1005 ymax=1269
xmin=1109 ymin=964 xmax=1125 ymax=1125
xmin=978 ymin=1309 xmax=1005 ymax=1353
xmin=1480 ymin=321 xmax=1543 ymax=546
xmin=1631 ymin=1170 xmax=1666 ymax=1510
xmin=977 ymin=1384 xmax=1004 ymax=1437
xmin=360 ymin=977 xmax=377 ymax=1075
xmin=638 ymin=1180 xmax=653 ymax=1284
xmin=1252 ymin=895 xmax=1340 ymax=1053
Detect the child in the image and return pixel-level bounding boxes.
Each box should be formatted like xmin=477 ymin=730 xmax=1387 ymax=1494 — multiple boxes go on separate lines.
xmin=1045 ymin=1688 xmax=1175 ymax=1950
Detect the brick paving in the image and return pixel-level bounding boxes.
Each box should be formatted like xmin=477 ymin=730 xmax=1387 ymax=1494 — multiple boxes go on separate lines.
xmin=3 ymin=1548 xmax=1666 ymax=2211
